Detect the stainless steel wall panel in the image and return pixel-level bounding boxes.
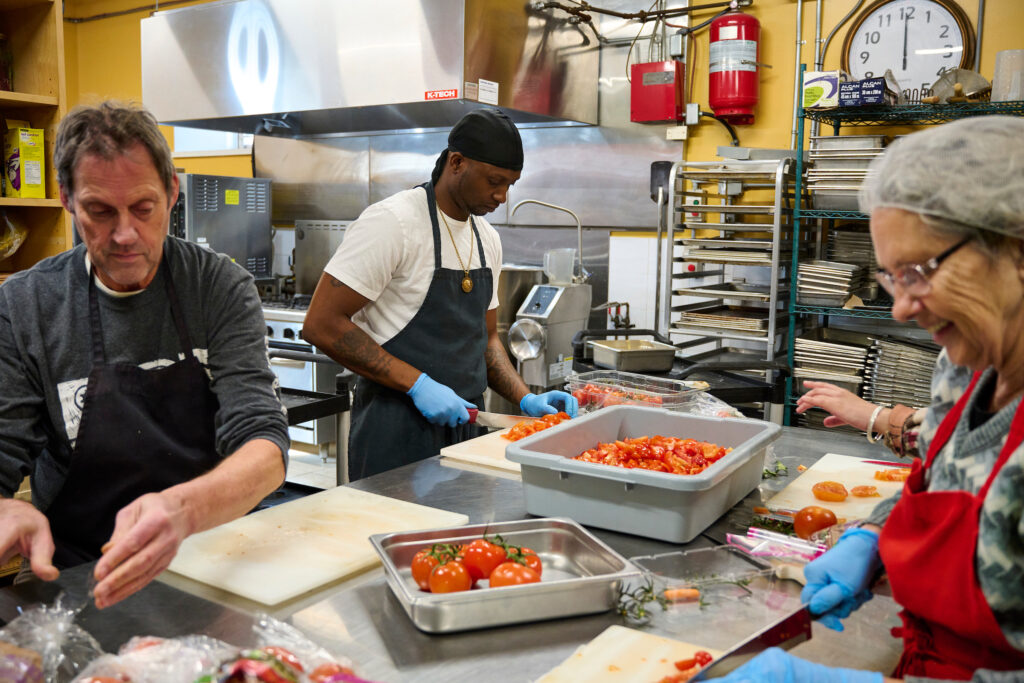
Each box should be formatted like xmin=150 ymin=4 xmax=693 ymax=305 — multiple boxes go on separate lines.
xmin=253 ymin=136 xmax=369 ymax=222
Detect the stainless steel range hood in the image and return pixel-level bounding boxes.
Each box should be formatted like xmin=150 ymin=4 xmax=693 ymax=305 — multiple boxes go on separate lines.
xmin=141 ymin=0 xmax=598 ymax=137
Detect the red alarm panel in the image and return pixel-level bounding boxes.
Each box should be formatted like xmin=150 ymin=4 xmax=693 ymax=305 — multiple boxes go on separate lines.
xmin=630 ymin=60 xmax=685 ymax=123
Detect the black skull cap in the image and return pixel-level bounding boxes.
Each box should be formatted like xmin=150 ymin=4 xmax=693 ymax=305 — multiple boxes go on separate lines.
xmin=448 ymin=108 xmax=524 ymax=172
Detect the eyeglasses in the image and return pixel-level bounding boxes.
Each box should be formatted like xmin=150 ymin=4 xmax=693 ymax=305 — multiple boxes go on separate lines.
xmin=875 ymin=236 xmax=972 ymax=298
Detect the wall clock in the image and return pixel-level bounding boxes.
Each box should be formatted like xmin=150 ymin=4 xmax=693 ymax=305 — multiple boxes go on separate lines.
xmin=840 ymin=0 xmax=975 ymax=102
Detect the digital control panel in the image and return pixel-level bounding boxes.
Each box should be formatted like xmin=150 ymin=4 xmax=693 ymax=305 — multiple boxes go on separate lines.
xmin=520 ymin=285 xmax=560 ymax=318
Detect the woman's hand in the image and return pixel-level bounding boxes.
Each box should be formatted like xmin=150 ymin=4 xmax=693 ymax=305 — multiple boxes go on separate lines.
xmin=795 ymin=381 xmax=881 ymax=431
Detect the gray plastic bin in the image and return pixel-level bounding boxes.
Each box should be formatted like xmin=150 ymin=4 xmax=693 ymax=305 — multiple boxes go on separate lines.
xmin=505 ymin=405 xmax=781 ymax=543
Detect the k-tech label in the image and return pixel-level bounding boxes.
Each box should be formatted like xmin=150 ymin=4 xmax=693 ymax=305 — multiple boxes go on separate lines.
xmin=425 ymin=89 xmax=458 ymax=100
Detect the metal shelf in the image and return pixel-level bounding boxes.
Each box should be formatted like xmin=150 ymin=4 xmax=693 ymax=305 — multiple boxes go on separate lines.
xmin=796 ymin=209 xmax=868 ymax=220
xmin=805 ymin=101 xmax=1024 ymax=130
xmin=794 ymin=304 xmax=892 ymax=319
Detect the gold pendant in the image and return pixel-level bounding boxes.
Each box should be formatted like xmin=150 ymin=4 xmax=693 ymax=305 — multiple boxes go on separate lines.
xmin=462 ymin=276 xmax=473 ymax=293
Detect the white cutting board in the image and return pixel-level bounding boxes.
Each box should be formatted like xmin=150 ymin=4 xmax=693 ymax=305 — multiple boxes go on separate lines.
xmin=439 ymin=427 xmax=521 ymax=474
xmin=765 ymin=452 xmax=909 ymax=520
xmin=536 ymin=625 xmax=721 ymax=683
xmin=167 ymin=487 xmax=468 ymax=605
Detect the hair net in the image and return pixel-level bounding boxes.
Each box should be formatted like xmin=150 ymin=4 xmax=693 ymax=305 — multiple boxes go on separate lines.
xmin=859 ymin=115 xmax=1024 ymax=240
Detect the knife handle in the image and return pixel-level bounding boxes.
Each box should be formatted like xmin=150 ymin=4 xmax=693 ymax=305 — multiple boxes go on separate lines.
xmin=466 ymin=408 xmax=478 ymax=424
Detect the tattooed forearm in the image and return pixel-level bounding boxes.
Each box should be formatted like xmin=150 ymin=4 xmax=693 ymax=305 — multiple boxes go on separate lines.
xmin=330 ymin=325 xmax=395 ymax=380
xmin=485 ymin=337 xmax=529 ymax=404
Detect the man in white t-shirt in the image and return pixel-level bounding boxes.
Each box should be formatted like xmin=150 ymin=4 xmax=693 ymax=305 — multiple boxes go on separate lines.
xmin=304 ymin=109 xmax=577 ymax=480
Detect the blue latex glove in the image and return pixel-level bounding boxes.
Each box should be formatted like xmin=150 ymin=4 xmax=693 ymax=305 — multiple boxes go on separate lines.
xmin=716 ymin=647 xmax=883 ymax=683
xmin=520 ymin=390 xmax=579 ymax=418
xmin=801 ymin=527 xmax=881 ymax=631
xmin=406 ymin=373 xmax=475 ymax=428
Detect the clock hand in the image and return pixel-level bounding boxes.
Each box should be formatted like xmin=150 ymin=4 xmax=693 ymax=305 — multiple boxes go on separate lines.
xmin=902 ymin=15 xmax=909 ymax=71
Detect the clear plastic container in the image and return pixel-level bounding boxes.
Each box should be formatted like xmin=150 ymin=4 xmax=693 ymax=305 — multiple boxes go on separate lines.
xmin=565 ymin=369 xmax=709 ymax=413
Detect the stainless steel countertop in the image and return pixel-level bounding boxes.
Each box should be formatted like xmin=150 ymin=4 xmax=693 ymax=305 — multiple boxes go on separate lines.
xmin=0 ymin=426 xmax=906 ymax=682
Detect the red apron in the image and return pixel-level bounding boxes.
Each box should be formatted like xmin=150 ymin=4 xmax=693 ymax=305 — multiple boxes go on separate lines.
xmin=879 ymin=371 xmax=1024 ymax=679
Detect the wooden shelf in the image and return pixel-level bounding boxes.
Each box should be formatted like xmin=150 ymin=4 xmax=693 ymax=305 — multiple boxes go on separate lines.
xmin=0 ymin=0 xmax=54 ymax=10
xmin=0 ymin=90 xmax=58 ymax=108
xmin=0 ymin=197 xmax=62 ymax=208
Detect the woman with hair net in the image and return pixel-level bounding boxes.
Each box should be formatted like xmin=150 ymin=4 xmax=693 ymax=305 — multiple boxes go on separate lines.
xmin=719 ymin=115 xmax=1024 ymax=682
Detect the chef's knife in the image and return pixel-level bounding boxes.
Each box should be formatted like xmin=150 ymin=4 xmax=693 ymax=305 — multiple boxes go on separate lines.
xmin=466 ymin=408 xmax=526 ymax=430
xmin=689 ymin=604 xmax=813 ymax=680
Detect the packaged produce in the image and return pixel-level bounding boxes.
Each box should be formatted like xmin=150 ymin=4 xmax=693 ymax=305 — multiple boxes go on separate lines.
xmin=4 ymin=125 xmax=45 ymax=198
xmin=0 ymin=593 xmax=105 ymax=682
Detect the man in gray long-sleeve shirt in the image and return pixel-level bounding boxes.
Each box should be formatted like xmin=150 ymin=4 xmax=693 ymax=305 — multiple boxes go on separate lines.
xmin=0 ymin=101 xmax=289 ymax=609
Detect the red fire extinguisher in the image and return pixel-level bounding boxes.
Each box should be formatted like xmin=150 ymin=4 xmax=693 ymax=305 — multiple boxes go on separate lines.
xmin=708 ymin=6 xmax=760 ymax=125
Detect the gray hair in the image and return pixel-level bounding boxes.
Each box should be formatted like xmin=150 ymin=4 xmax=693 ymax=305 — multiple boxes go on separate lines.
xmin=54 ymin=101 xmax=176 ymax=198
xmin=859 ymin=115 xmax=1024 ymax=249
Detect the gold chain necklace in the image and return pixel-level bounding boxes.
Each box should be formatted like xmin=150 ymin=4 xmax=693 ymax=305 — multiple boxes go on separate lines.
xmin=439 ymin=209 xmax=475 ymax=293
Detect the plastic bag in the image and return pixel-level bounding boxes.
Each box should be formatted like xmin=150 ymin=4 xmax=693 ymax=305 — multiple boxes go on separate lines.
xmin=0 ymin=593 xmax=105 ymax=682
xmin=0 ymin=209 xmax=27 ymax=260
xmin=673 ymin=390 xmax=744 ymax=419
xmin=73 ymin=635 xmax=236 ymax=683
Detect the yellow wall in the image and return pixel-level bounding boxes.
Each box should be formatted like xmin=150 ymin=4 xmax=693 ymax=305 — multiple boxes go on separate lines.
xmin=64 ymin=0 xmax=245 ymax=176
xmin=63 ymin=0 xmax=1024 ymax=178
xmin=681 ymin=0 xmax=1024 ymax=162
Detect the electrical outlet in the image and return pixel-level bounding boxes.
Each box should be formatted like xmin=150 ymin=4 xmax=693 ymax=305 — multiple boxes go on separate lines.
xmin=666 ymin=125 xmax=687 ymax=140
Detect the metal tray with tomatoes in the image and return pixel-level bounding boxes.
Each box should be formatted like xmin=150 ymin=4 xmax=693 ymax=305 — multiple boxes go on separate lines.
xmin=369 ymin=517 xmax=641 ymax=633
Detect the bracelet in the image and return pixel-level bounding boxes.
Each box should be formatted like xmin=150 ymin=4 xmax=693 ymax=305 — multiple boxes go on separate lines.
xmin=866 ymin=405 xmax=885 ymax=443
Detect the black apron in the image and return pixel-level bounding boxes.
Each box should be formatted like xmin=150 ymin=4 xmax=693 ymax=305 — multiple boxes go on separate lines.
xmin=348 ymin=183 xmax=491 ymax=480
xmin=46 ymin=256 xmax=221 ymax=567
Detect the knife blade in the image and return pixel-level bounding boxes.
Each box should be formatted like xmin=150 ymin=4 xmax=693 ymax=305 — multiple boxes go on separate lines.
xmin=466 ymin=408 xmax=526 ymax=430
xmin=689 ymin=604 xmax=812 ymax=680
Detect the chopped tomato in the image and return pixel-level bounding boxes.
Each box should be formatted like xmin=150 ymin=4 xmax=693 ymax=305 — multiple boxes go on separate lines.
xmin=572 ymin=435 xmax=731 ymax=476
xmin=851 ymin=485 xmax=881 ymax=497
xmin=793 ymin=505 xmax=838 ymax=539
xmin=812 ymin=480 xmax=849 ymax=502
xmin=501 ymin=412 xmax=571 ymax=442
xmin=874 ymin=467 xmax=911 ymax=482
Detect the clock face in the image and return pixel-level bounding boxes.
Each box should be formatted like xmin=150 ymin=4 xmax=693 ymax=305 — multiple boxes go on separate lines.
xmin=842 ymin=0 xmax=974 ymax=102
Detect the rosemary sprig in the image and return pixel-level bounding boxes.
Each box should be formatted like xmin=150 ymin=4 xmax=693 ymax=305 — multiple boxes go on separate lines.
xmin=616 ymin=576 xmax=669 ymax=624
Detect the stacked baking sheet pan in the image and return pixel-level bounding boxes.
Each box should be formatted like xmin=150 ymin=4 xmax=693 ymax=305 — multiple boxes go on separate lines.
xmin=792 ymin=328 xmax=871 ymax=396
xmin=862 ymin=339 xmax=939 ymax=407
xmin=806 ymin=135 xmax=889 ymax=211
xmin=797 ymin=259 xmax=867 ymax=306
xmin=827 ymin=229 xmax=880 ymax=301
xmin=675 ymin=305 xmax=779 ymax=336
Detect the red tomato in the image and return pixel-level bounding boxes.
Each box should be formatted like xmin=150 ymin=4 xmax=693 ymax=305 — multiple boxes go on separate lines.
xmin=262 ymin=646 xmax=304 ymax=672
xmin=792 ymin=505 xmax=838 ymax=540
xmin=310 ymin=662 xmax=356 ymax=682
xmin=812 ymin=480 xmax=849 ymax=502
xmin=519 ymin=547 xmax=543 ymax=577
xmin=461 ymin=539 xmax=507 ymax=581
xmin=488 ymin=561 xmax=541 ymax=587
xmin=429 ymin=560 xmax=473 ymax=593
xmin=411 ymin=548 xmax=440 ymax=590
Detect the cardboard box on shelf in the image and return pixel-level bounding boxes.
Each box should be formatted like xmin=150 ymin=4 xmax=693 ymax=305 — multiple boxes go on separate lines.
xmin=4 ymin=125 xmax=45 ymax=198
xmin=803 ymin=70 xmax=848 ymax=109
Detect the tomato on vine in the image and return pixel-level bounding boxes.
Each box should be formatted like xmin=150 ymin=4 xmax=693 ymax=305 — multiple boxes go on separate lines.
xmin=429 ymin=560 xmax=473 ymax=593
xmin=489 ymin=561 xmax=541 ymax=587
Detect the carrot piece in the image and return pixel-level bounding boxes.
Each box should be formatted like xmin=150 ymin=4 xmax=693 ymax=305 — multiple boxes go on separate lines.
xmin=664 ymin=587 xmax=701 ymax=602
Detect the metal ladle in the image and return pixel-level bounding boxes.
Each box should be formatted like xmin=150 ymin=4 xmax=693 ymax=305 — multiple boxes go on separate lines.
xmin=510 ymin=199 xmax=587 ymax=284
